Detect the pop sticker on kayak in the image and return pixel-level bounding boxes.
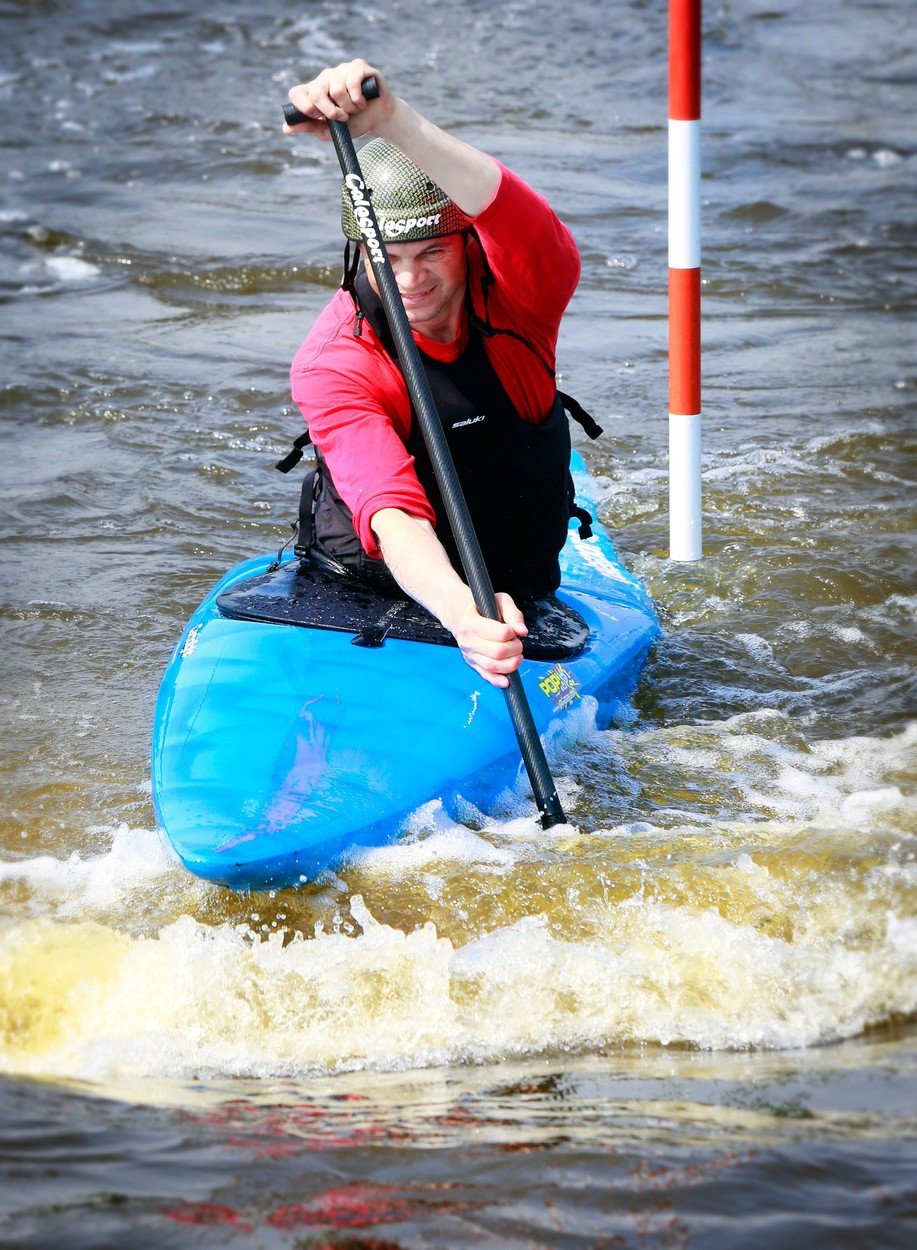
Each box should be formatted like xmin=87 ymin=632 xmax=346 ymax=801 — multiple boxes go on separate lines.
xmin=538 ymin=663 xmax=580 ymax=711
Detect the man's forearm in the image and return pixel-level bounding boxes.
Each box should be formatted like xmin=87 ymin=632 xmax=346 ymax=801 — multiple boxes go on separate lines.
xmin=369 ymin=507 xmax=527 ymax=688
xmin=375 ymin=100 xmax=502 ymax=220
xmin=370 ymin=508 xmax=474 ymax=631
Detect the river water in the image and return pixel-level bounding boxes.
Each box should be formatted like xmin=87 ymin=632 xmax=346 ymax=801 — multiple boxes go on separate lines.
xmin=0 ymin=0 xmax=914 ymax=1246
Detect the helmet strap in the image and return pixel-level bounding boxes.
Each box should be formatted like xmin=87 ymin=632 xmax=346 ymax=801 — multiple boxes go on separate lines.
xmin=341 ymin=240 xmax=361 ymax=304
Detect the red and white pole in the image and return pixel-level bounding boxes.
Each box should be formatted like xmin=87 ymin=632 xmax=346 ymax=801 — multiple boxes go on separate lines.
xmin=668 ymin=0 xmax=702 ymax=560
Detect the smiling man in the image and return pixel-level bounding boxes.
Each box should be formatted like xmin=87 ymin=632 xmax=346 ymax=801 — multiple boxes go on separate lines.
xmin=286 ymin=59 xmax=583 ymax=687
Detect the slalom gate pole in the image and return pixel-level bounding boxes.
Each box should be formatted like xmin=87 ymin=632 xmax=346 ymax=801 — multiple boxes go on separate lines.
xmin=284 ymin=83 xmax=567 ymax=828
xmin=668 ymin=0 xmax=703 ymax=561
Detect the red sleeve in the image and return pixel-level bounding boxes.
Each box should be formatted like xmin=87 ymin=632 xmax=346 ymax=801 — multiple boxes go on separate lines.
xmin=465 ymin=163 xmax=581 ymax=422
xmin=290 ymin=294 xmax=435 ymax=558
xmin=472 ymin=162 xmax=581 ymax=325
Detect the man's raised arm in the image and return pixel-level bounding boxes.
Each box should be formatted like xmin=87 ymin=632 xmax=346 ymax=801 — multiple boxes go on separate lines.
xmin=285 ymin=59 xmax=502 ymax=219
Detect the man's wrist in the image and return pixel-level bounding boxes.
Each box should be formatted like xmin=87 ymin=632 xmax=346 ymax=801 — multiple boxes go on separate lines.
xmin=436 ymin=582 xmax=478 ymax=638
xmin=371 ymin=97 xmax=415 ymax=145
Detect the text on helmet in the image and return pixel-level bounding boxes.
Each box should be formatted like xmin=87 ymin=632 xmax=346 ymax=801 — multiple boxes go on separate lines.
xmin=381 ymin=214 xmax=443 ymax=238
xmin=344 ymin=173 xmax=386 ymax=268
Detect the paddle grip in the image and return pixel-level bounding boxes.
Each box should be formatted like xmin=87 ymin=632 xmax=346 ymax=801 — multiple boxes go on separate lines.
xmin=283 ymin=75 xmax=379 ymax=128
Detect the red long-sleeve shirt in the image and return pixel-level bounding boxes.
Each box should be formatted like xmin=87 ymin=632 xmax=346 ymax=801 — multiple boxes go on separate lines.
xmin=290 ymin=161 xmax=580 ymax=559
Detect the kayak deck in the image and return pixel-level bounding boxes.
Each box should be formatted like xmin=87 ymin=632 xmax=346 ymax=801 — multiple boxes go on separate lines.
xmin=216 ymin=559 xmax=591 ymax=659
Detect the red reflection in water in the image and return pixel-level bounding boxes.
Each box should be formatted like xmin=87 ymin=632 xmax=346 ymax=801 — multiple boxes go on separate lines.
xmin=162 ymin=1182 xmax=470 ymax=1236
xmin=309 ymin=1242 xmax=403 ymax=1250
xmin=176 ymin=1099 xmax=403 ymax=1158
xmin=163 ymin=1202 xmax=254 ymax=1232
xmin=267 ymin=1184 xmax=412 ymax=1229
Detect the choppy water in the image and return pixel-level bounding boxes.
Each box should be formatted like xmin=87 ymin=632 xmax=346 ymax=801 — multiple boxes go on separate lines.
xmin=1 ymin=0 xmax=915 ymax=1245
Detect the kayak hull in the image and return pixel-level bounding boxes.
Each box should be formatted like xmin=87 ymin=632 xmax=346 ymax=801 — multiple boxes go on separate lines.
xmin=151 ymin=455 xmax=658 ymax=889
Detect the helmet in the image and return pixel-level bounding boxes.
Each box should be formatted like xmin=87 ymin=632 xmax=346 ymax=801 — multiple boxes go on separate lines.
xmin=341 ymin=138 xmax=472 ymax=243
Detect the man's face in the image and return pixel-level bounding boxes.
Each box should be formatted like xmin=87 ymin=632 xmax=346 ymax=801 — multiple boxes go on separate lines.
xmin=363 ymin=234 xmax=469 ymax=343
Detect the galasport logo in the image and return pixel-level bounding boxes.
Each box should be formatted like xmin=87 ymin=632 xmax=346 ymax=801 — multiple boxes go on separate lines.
xmin=344 ymin=173 xmax=386 ymax=267
xmin=382 ymin=214 xmax=442 ymax=238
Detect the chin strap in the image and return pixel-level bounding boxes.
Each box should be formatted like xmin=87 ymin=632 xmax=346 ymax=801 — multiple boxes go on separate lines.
xmin=341 ymin=240 xmax=367 ymax=337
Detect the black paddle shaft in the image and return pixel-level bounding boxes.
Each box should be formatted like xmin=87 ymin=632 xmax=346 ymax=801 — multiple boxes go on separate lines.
xmin=287 ymin=78 xmax=565 ymax=827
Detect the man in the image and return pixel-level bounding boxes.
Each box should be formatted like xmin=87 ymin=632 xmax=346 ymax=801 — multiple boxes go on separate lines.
xmin=286 ymin=59 xmax=584 ymax=688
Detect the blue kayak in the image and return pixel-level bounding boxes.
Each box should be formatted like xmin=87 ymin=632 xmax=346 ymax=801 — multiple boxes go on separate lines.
xmin=151 ymin=452 xmax=658 ymax=889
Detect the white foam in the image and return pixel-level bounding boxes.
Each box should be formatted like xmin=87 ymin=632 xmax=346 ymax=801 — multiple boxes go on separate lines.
xmin=2 ymin=816 xmax=914 ymax=1085
xmin=0 ymin=715 xmax=912 ymax=1084
xmin=0 ymin=824 xmax=191 ymax=915
xmin=872 ymin=148 xmax=903 ymax=168
xmin=702 ymin=445 xmax=845 ymax=486
xmin=350 ymin=803 xmax=516 ymax=874
xmin=735 ymin=633 xmax=784 ymax=667
xmin=839 ymin=787 xmax=910 ymax=824
xmin=45 ymin=255 xmax=100 ymax=282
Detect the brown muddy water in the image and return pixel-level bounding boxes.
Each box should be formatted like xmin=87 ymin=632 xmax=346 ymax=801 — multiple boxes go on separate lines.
xmin=0 ymin=0 xmax=914 ymax=1246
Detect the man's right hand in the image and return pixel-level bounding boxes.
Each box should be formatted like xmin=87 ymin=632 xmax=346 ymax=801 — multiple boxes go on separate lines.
xmin=369 ymin=508 xmax=527 ymax=688
xmin=447 ymin=592 xmax=527 ymax=689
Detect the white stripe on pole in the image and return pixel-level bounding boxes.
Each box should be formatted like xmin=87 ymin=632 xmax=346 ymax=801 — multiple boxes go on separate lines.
xmin=668 ymin=120 xmax=701 ymax=269
xmin=668 ymin=412 xmax=702 ymax=561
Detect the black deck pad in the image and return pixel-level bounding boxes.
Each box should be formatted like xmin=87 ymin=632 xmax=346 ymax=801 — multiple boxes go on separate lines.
xmin=216 ymin=559 xmax=589 ymax=660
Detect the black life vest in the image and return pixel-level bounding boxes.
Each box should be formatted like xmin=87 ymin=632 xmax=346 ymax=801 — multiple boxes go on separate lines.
xmin=278 ymin=267 xmax=601 ymax=597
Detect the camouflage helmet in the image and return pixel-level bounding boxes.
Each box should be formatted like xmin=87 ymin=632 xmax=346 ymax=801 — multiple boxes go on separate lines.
xmin=341 ymin=138 xmax=472 ymax=244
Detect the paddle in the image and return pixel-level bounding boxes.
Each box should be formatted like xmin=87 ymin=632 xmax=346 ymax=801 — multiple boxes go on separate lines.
xmin=284 ymin=79 xmax=566 ymax=829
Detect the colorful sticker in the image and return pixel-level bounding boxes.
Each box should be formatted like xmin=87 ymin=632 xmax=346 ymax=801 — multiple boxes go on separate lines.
xmin=537 ymin=663 xmax=581 ymax=711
